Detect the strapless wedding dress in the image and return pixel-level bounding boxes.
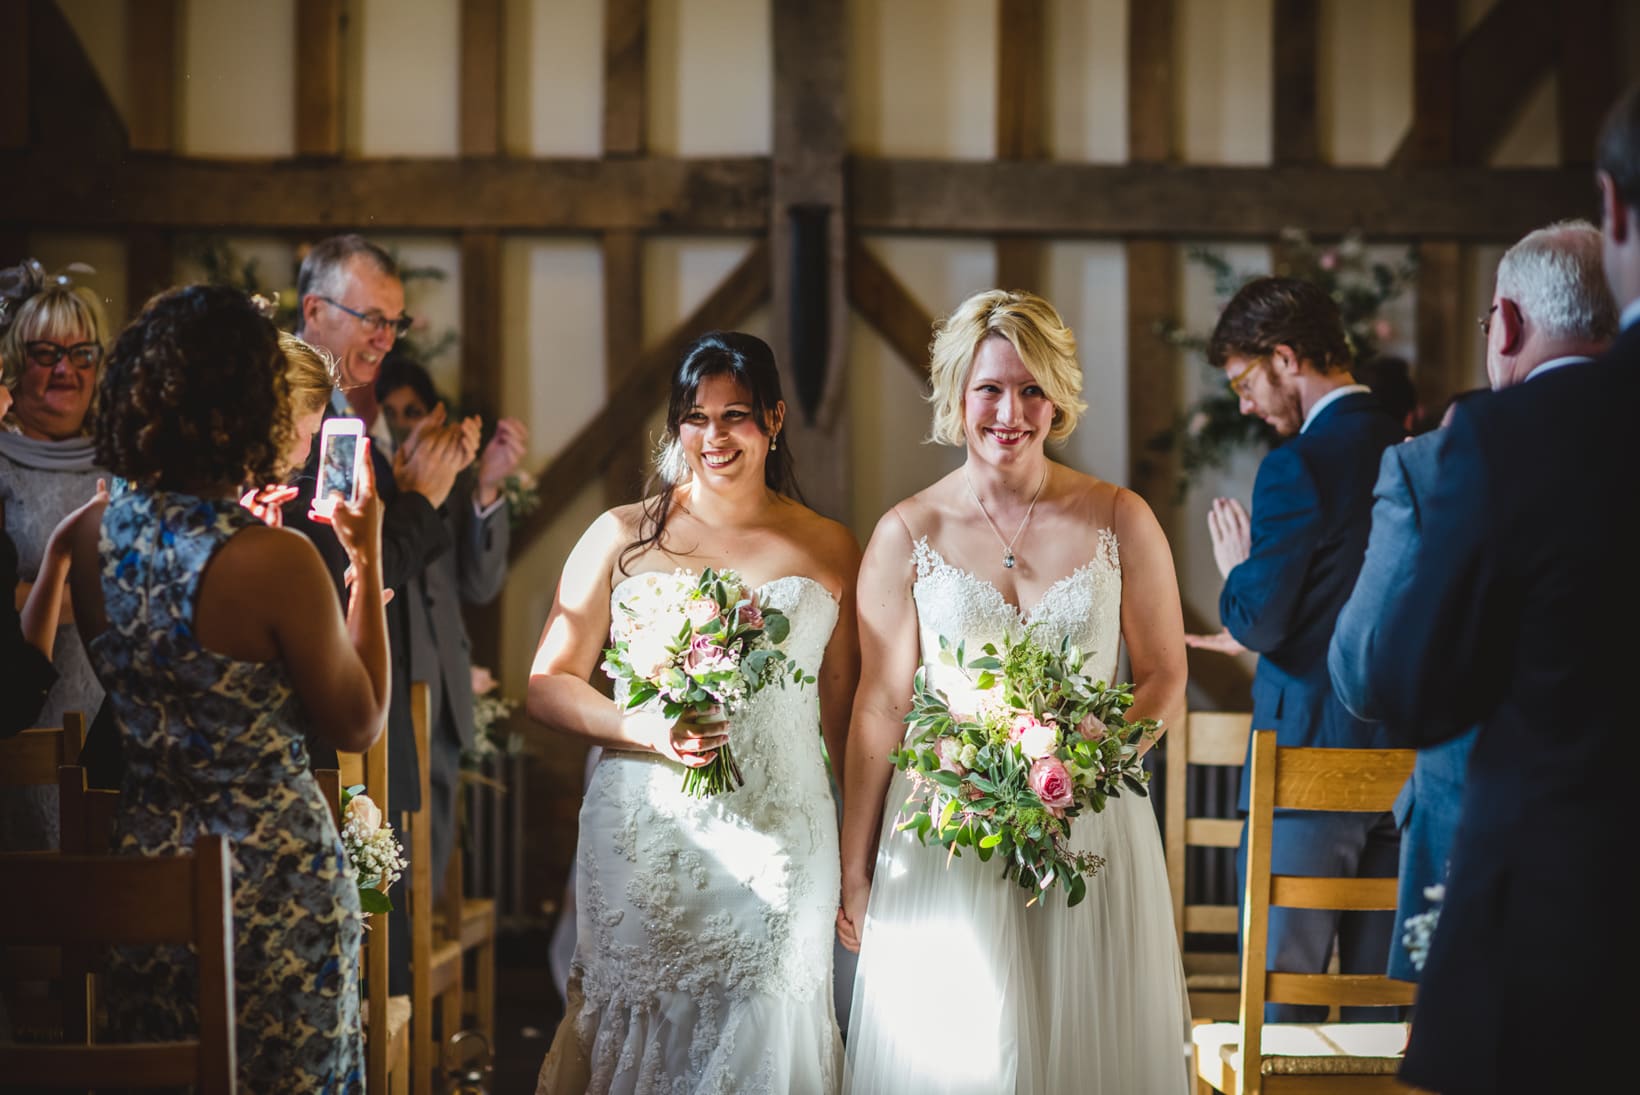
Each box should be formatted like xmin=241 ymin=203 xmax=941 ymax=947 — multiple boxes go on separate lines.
xmin=843 ymin=534 xmax=1192 ymax=1095
xmin=539 ymin=573 xmax=843 ymax=1095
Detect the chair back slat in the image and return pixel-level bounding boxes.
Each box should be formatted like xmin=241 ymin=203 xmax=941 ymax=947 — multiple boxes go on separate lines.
xmin=0 ymin=728 xmax=69 ymax=787
xmin=1272 ymin=747 xmax=1414 ymax=811
xmin=1265 ymin=971 xmax=1418 ymax=1009
xmin=1271 ymin=876 xmax=1400 ymax=911
xmin=58 ymin=765 xmax=118 ymax=855
xmin=0 ymin=833 xmax=237 ymax=1093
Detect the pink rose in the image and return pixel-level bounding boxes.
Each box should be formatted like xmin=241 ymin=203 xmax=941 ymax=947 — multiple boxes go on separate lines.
xmin=934 ymin=737 xmax=965 ymax=775
xmin=1009 ymin=714 xmax=1057 ymax=759
xmin=1373 ymin=318 xmax=1395 ymax=342
xmin=1076 ymin=713 xmax=1108 ymax=742
xmin=682 ymin=634 xmax=725 ymax=675
xmin=1029 ymin=757 xmax=1074 ymax=812
xmin=685 ymin=598 xmax=720 ymax=628
xmin=470 ymin=665 xmax=497 ymax=696
xmin=737 ymin=592 xmax=765 ymax=631
xmin=1319 ymin=250 xmax=1339 ymax=270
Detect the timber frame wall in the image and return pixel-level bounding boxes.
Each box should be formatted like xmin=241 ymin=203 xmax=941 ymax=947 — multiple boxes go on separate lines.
xmin=6 ymin=0 xmax=1621 ymax=911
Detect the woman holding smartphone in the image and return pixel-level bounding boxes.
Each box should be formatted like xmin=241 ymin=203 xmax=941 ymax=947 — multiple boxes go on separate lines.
xmin=60 ymin=283 xmax=390 ymax=1092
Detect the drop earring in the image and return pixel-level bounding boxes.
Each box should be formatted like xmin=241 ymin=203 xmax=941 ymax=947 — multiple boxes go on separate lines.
xmin=770 ymin=433 xmax=779 ymax=451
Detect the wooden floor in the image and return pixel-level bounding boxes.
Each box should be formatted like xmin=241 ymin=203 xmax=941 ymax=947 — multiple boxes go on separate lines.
xmin=490 ymin=924 xmax=565 ymax=1093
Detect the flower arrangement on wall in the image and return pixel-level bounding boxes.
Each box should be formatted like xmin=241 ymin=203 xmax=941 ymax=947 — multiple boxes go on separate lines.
xmin=1150 ymin=228 xmax=1419 ymax=496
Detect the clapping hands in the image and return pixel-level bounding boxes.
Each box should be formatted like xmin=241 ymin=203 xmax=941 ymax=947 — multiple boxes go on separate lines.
xmin=476 ymin=417 xmax=529 ymax=508
xmin=393 ymin=403 xmax=477 ymax=509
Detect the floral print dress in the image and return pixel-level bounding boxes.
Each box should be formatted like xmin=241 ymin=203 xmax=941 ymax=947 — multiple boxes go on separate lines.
xmin=92 ymin=490 xmax=364 ymax=1093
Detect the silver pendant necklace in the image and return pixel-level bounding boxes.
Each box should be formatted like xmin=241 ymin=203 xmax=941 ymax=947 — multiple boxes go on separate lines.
xmin=964 ymin=465 xmax=1047 ymax=570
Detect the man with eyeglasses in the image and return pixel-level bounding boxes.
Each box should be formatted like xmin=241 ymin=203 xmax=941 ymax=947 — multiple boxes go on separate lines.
xmin=1349 ymin=86 xmax=1640 ymax=1094
xmin=285 ymin=233 xmax=474 ymax=994
xmin=1327 ymin=219 xmax=1614 ymax=998
xmin=1185 ymin=276 xmax=1405 ymax=1024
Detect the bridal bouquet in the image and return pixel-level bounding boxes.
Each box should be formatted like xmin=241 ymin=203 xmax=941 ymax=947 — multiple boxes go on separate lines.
xmin=889 ymin=629 xmax=1161 ymax=907
xmin=339 ymin=786 xmax=408 ymax=917
xmin=602 ymin=568 xmax=814 ymax=797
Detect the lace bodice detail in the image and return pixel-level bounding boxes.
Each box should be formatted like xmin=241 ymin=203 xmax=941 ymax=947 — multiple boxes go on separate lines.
xmin=910 ymin=532 xmax=1122 ymax=715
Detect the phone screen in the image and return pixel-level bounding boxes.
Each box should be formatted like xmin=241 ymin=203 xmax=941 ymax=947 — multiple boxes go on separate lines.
xmin=321 ymin=433 xmax=358 ymax=504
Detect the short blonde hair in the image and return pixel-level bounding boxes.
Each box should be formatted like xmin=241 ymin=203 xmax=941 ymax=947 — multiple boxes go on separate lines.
xmin=926 ymin=289 xmax=1086 ymax=446
xmin=278 ymin=332 xmax=338 ymax=419
xmin=1 ymin=282 xmax=110 ymax=430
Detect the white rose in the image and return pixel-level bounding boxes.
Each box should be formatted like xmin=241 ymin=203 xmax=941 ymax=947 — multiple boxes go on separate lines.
xmin=344 ymin=793 xmax=382 ymax=836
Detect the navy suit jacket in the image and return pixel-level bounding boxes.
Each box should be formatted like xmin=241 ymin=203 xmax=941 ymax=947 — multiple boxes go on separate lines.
xmin=1365 ymin=337 xmax=1638 ymax=1093
xmin=1220 ymin=389 xmax=1401 ymax=807
xmin=1326 ymin=429 xmax=1475 ymax=981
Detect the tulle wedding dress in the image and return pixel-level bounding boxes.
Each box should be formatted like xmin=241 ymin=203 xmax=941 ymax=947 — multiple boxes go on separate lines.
xmin=539 ymin=573 xmax=843 ymax=1095
xmin=844 ymin=533 xmax=1193 ymax=1095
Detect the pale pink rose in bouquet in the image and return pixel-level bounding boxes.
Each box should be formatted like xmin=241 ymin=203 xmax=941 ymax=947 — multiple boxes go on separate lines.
xmin=470 ymin=665 xmax=498 ymax=697
xmin=682 ymin=633 xmax=733 ymax=677
xmin=1029 ymin=757 xmax=1075 ymax=816
xmin=934 ymin=736 xmax=966 ymax=774
xmin=737 ymin=591 xmax=765 ymax=631
xmin=1009 ymin=713 xmax=1058 ymax=759
xmin=685 ymin=597 xmax=721 ymax=628
xmin=1076 ymin=712 xmax=1108 ymax=742
xmin=344 ymin=791 xmax=382 ymax=836
xmin=624 ymin=626 xmax=675 ymax=680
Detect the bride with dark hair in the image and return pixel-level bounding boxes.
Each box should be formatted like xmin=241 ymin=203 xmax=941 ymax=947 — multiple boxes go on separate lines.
xmin=531 ymin=330 xmax=861 ymax=1094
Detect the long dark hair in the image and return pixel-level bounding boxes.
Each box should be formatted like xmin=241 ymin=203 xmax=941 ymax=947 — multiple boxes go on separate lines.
xmin=618 ymin=330 xmax=801 ymax=574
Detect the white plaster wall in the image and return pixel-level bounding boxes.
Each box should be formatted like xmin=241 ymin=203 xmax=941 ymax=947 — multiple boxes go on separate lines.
xmin=847 ymin=0 xmax=997 ymax=159
xmin=1318 ymin=0 xmax=1412 ymax=165
xmin=177 ymin=0 xmax=296 ymax=157
xmin=648 ymin=0 xmax=770 ymax=156
xmin=503 ymin=0 xmax=603 ymax=156
xmin=1046 ymin=0 xmax=1128 ymax=162
xmin=1177 ymin=0 xmax=1272 ymax=165
xmin=353 ymin=0 xmax=461 ymax=156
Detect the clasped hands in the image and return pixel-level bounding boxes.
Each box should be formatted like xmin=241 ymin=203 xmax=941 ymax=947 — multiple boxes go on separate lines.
xmin=1185 ymin=496 xmax=1252 ymax=657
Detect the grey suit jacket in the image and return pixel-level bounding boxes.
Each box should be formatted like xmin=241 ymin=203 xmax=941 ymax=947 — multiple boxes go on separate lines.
xmin=406 ymin=469 xmax=510 ymax=749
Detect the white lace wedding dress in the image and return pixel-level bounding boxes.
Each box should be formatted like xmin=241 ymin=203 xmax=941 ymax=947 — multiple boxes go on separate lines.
xmin=539 ymin=573 xmax=843 ymax=1095
xmin=843 ymin=534 xmax=1192 ymax=1095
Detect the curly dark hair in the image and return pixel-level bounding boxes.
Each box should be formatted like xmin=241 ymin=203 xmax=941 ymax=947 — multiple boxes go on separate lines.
xmin=96 ymin=283 xmax=290 ymax=490
xmin=1207 ymin=276 xmax=1353 ymax=374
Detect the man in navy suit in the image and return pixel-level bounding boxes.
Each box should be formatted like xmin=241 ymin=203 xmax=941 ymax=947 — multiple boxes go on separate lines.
xmin=1187 ymin=276 xmax=1404 ymax=1020
xmin=1357 ymin=89 xmax=1640 ymax=1094
xmin=1328 ymin=220 xmax=1615 ymax=985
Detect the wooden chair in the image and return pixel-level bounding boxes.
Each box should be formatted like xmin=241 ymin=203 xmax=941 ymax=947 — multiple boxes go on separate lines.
xmin=1191 ymin=731 xmax=1418 ymax=1095
xmin=409 ymin=680 xmax=465 ymax=1095
xmin=51 ymin=764 xmax=121 ymax=1041
xmin=0 ymin=711 xmax=87 ymax=798
xmin=333 ymin=727 xmax=412 ymax=1094
xmin=1165 ymin=709 xmax=1253 ymax=1022
xmin=0 ymin=833 xmax=237 ymax=1092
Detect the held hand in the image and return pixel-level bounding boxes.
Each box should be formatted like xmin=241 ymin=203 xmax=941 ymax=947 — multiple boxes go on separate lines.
xmin=1184 ymin=628 xmax=1248 ymax=656
xmin=635 ymin=706 xmax=731 ymax=769
xmin=476 ymin=417 xmax=529 ymax=506
xmin=836 ymin=875 xmax=871 ymax=953
xmin=329 ymin=439 xmax=384 ymax=571
xmin=239 ymin=484 xmax=299 ymax=528
xmin=1207 ymin=497 xmax=1252 ymax=579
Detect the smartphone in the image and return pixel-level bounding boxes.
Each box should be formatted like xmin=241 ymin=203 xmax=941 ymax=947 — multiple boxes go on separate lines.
xmin=313 ymin=417 xmax=365 ymax=518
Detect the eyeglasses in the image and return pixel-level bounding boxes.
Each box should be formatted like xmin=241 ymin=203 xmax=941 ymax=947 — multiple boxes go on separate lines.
xmin=317 ymin=296 xmax=413 ymax=338
xmin=1477 ymin=304 xmax=1499 ymax=339
xmin=23 ymin=340 xmax=103 ymax=370
xmin=1227 ymin=356 xmax=1272 ymax=399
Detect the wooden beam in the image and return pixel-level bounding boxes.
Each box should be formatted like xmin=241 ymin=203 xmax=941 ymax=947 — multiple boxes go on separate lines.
xmin=460 ymin=0 xmax=503 ymax=157
xmin=850 ymin=159 xmax=1593 ymax=241
xmin=125 ymin=228 xmax=172 ymax=320
xmin=1392 ymin=0 xmax=1558 ymax=166
xmin=771 ymin=0 xmax=850 ymax=520
xmin=600 ymin=230 xmax=645 ymax=506
xmin=1128 ymin=0 xmax=1174 ymax=163
xmin=459 ymin=230 xmax=504 ymax=675
xmin=28 ymin=0 xmax=127 ymax=156
xmin=509 ymin=241 xmax=770 ymax=558
xmin=1125 ymin=242 xmax=1179 ymax=517
xmin=847 ymin=239 xmax=933 ymax=379
xmin=126 ymin=0 xmax=177 ymax=153
xmin=995 ymin=0 xmax=1047 ymax=293
xmin=603 ymin=0 xmax=647 ymax=156
xmin=1557 ymin=0 xmax=1618 ymax=166
xmin=296 ymin=0 xmax=343 ymax=156
xmin=0 ymin=1 xmax=28 ymax=150
xmin=1402 ymin=0 xmax=1457 ymax=166
xmin=1414 ymin=241 xmax=1468 ymax=414
xmin=3 ymin=152 xmax=770 ymax=231
xmin=1271 ymin=0 xmax=1319 ymax=165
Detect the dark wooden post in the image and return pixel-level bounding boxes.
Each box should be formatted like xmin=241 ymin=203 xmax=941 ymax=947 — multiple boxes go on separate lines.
xmin=995 ymin=0 xmax=1046 ymax=293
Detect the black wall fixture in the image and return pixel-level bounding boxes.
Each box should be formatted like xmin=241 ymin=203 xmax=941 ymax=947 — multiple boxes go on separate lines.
xmin=787 ymin=203 xmax=831 ymax=424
